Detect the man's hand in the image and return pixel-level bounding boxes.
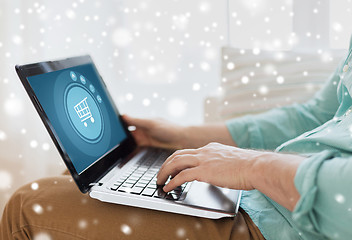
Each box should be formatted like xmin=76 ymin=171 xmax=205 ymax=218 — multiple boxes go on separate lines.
xmin=157 ymin=142 xmax=258 ymax=192
xmin=122 ymin=115 xmax=186 ymax=150
xmin=156 ymin=142 xmax=305 ymax=211
xmin=122 ymin=115 xmax=237 ymax=150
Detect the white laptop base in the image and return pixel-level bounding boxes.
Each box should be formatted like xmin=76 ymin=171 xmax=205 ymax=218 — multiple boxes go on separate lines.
xmin=89 ymin=149 xmax=242 ymax=219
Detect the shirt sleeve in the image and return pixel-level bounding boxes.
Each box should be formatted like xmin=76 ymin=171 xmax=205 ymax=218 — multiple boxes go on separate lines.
xmin=226 ymin=65 xmax=341 ymax=150
xmin=293 ymin=150 xmax=352 ymax=239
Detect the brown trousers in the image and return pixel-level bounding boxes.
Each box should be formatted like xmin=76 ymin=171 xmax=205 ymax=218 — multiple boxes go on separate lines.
xmin=0 ymin=175 xmax=265 ymax=240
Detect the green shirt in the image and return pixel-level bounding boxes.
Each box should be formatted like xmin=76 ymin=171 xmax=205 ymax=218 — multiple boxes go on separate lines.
xmin=226 ymin=39 xmax=352 ymax=239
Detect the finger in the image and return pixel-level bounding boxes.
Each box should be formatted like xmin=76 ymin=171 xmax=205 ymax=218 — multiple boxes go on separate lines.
xmin=163 ymin=168 xmax=198 ymax=192
xmin=122 ymin=115 xmax=152 ymax=129
xmin=156 ymin=154 xmax=198 ymax=185
xmin=159 ymin=149 xmax=198 ymax=173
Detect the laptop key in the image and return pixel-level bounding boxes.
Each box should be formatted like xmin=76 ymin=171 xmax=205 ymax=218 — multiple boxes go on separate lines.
xmin=131 ymin=186 xmax=144 ymax=194
xmin=118 ymin=186 xmax=132 ymax=193
xmin=127 ymin=176 xmax=139 ymax=181
xmin=147 ymin=183 xmax=157 ymax=189
xmin=141 ymin=188 xmax=156 ymax=196
xmin=171 ymin=193 xmax=180 ymax=200
xmin=121 ymin=182 xmax=134 ymax=188
xmin=138 ymin=179 xmax=150 ymax=184
xmin=135 ymin=183 xmax=147 ymax=188
xmin=165 ymin=194 xmax=175 ymax=200
xmin=153 ymin=188 xmax=167 ymax=198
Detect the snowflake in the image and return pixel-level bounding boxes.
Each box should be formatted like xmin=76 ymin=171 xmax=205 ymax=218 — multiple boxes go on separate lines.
xmin=142 ymin=98 xmax=151 ymax=106
xmin=30 ymin=140 xmax=38 ymax=148
xmin=167 ymin=99 xmax=187 ymax=118
xmin=42 ymin=143 xmax=50 ymax=151
xmin=200 ymin=62 xmax=210 ymax=72
xmin=33 ymin=232 xmax=52 ymax=240
xmin=205 ymin=48 xmax=216 ymax=60
xmin=176 ymin=227 xmax=186 ymax=238
xmin=32 ymin=204 xmax=44 ymax=214
xmin=199 ymin=2 xmax=210 ymax=13
xmin=126 ymin=93 xmax=133 ymax=101
xmin=195 ymin=222 xmax=202 ymax=230
xmin=172 ymin=14 xmax=189 ymax=30
xmin=241 ymin=76 xmax=249 ymax=84
xmin=65 ymin=9 xmax=76 ymax=19
xmin=78 ymin=219 xmax=88 ymax=229
xmin=112 ymin=28 xmax=132 ymax=47
xmin=31 ymin=182 xmax=39 ymax=190
xmin=226 ymin=62 xmax=235 ymax=70
xmin=276 ymin=76 xmax=285 ymax=84
xmin=332 ymin=22 xmax=343 ymax=32
xmin=259 ymin=85 xmax=269 ymax=95
xmin=121 ymin=224 xmax=132 ymax=235
xmin=192 ymin=83 xmax=201 ymax=91
xmin=252 ymin=48 xmax=260 ymax=55
xmin=0 ymin=130 xmax=7 ymax=141
xmin=0 ymin=170 xmax=12 ymax=189
xmin=147 ymin=66 xmax=157 ymax=75
xmin=12 ymin=35 xmax=22 ymax=45
xmin=4 ymin=97 xmax=24 ymax=116
xmin=335 ymin=194 xmax=346 ymax=204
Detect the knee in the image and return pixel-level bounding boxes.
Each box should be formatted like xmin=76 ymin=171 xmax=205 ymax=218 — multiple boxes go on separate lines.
xmin=1 ymin=176 xmax=72 ymax=236
xmin=1 ymin=178 xmax=49 ymax=222
xmin=0 ymin=181 xmax=34 ymax=239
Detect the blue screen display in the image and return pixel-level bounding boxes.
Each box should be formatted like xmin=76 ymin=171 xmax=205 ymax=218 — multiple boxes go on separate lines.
xmin=28 ymin=63 xmax=127 ymax=174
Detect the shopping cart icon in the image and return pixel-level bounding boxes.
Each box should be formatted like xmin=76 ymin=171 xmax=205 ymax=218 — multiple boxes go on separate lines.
xmin=74 ymin=97 xmax=95 ymax=127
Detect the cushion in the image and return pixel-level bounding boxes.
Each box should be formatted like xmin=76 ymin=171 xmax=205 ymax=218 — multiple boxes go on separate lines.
xmin=204 ymin=47 xmax=346 ymax=122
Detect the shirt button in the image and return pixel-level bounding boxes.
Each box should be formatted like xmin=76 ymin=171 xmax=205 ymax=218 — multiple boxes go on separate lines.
xmin=343 ymin=64 xmax=349 ymax=72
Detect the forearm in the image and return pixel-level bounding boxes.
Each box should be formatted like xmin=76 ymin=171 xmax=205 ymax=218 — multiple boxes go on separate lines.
xmin=250 ymin=152 xmax=306 ymax=211
xmin=182 ymin=124 xmax=237 ymax=149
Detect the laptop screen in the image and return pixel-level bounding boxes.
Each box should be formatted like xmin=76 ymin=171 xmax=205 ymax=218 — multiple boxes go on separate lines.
xmin=27 ymin=63 xmax=127 ymax=175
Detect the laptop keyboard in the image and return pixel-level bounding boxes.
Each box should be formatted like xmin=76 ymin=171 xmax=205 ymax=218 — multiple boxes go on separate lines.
xmin=110 ymin=149 xmax=188 ymax=201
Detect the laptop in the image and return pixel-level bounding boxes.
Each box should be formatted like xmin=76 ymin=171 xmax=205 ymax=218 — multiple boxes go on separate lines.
xmin=15 ymin=55 xmax=241 ymax=219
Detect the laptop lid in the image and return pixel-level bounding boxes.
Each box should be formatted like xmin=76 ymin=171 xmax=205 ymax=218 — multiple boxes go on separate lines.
xmin=16 ymin=55 xmax=137 ymax=193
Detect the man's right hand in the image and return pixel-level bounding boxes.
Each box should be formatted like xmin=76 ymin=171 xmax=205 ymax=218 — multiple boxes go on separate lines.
xmin=122 ymin=115 xmax=186 ymax=150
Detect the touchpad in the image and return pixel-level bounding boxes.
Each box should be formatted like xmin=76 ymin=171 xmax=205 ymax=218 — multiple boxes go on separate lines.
xmin=182 ymin=181 xmax=240 ymax=212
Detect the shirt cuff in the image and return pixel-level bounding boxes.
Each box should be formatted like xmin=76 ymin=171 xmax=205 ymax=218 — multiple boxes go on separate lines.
xmin=293 ymin=150 xmax=340 ymax=234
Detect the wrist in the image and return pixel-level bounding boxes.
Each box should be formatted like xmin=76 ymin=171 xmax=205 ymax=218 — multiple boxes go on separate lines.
xmin=247 ymin=151 xmax=277 ymax=190
xmin=247 ymin=151 xmax=305 ymax=211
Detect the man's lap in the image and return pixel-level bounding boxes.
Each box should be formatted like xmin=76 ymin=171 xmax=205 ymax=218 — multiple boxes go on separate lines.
xmin=0 ymin=175 xmax=264 ymax=240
